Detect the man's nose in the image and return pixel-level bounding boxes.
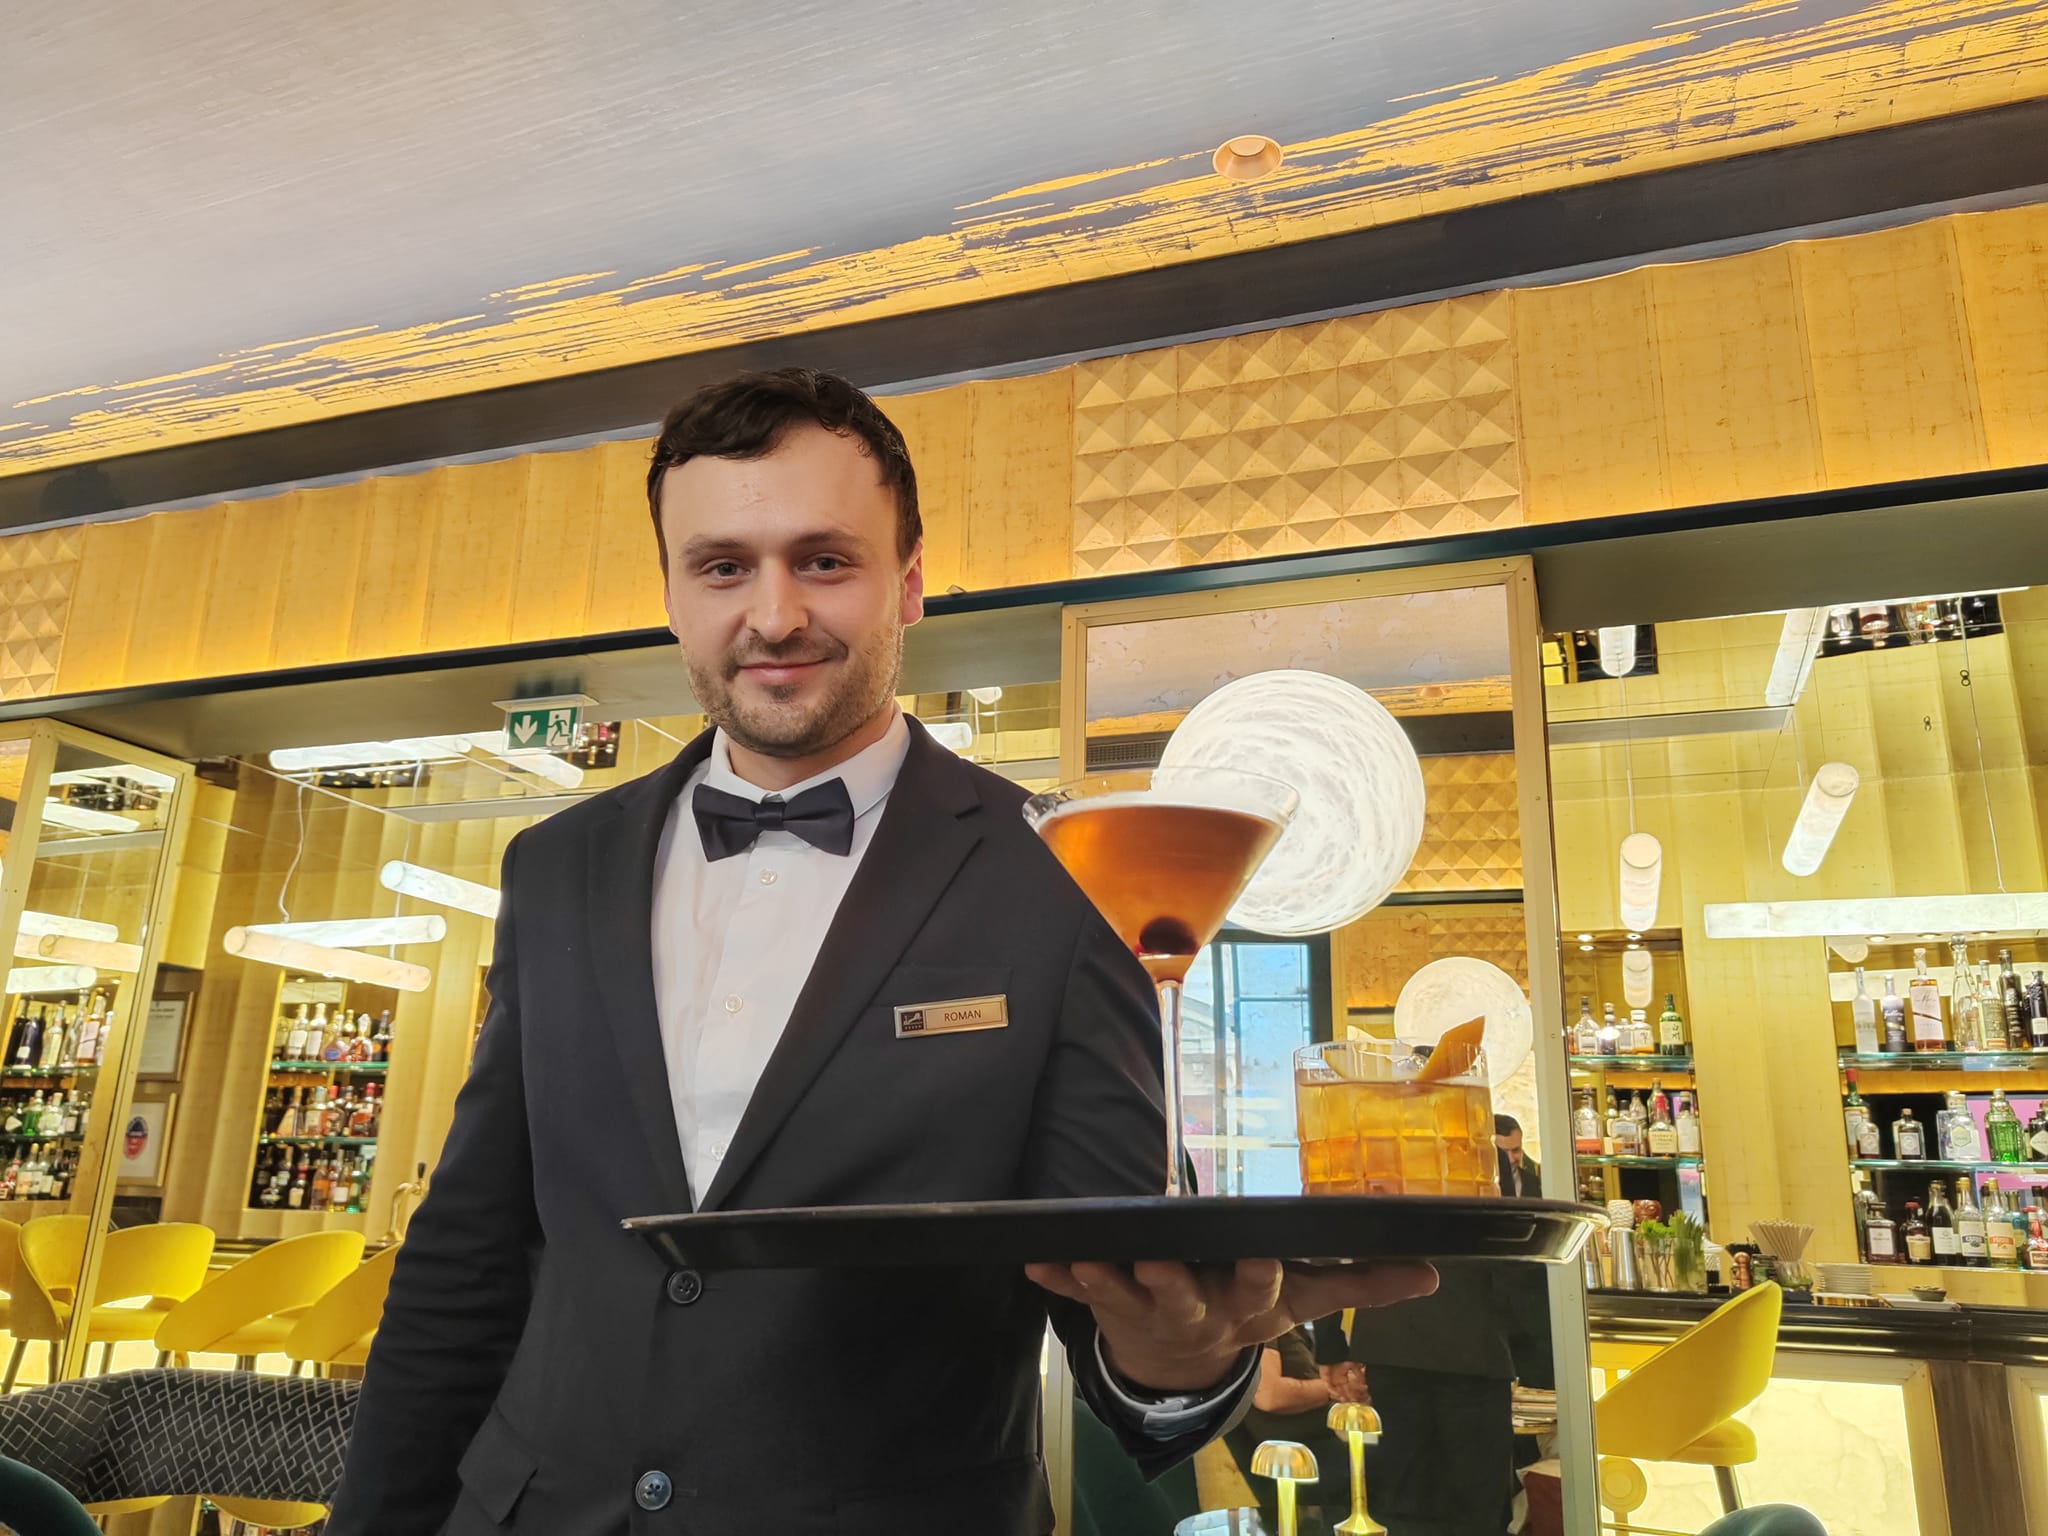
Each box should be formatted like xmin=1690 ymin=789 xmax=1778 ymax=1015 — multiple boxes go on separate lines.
xmin=747 ymin=565 xmax=806 ymax=641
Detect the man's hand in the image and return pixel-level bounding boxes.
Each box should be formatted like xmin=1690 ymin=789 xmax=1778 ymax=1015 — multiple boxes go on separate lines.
xmin=1318 ymin=1362 xmax=1368 ymax=1403
xmin=1026 ymin=1258 xmax=1436 ymax=1393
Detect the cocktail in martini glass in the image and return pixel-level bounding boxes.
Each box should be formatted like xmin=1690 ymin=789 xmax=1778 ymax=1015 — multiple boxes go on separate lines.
xmin=1024 ymin=766 xmax=1298 ymax=1196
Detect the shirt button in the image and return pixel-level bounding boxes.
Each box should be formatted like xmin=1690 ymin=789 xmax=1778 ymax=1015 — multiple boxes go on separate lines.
xmin=635 ymin=1469 xmax=672 ymax=1510
xmin=759 ymin=869 xmax=778 ymax=885
xmin=723 ymin=994 xmax=743 ymax=1014
xmin=666 ymin=1268 xmax=704 ymax=1306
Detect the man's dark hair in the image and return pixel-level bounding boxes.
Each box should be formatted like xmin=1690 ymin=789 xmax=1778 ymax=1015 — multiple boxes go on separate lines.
xmin=1493 ymin=1114 xmax=1521 ymax=1138
xmin=645 ymin=367 xmax=921 ymax=567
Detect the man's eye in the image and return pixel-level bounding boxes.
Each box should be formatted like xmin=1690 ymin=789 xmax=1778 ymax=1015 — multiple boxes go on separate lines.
xmin=810 ymin=556 xmax=845 ymax=573
xmin=705 ymin=561 xmax=742 ymax=579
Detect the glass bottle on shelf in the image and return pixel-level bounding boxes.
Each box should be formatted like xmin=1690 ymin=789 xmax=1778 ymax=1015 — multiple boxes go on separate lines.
xmin=2027 ymin=970 xmax=2048 ymax=1050
xmin=373 ymin=1010 xmax=394 ymax=1062
xmin=78 ymin=991 xmax=107 ymax=1067
xmin=1954 ymin=1179 xmax=1988 ymax=1266
xmin=1987 ymin=1090 xmax=2026 ymax=1164
xmin=1657 ymin=994 xmax=1687 ymax=1056
xmin=287 ymin=1158 xmax=309 ymax=1210
xmin=1948 ymin=938 xmax=1982 ymax=1052
xmin=1598 ymin=1003 xmax=1621 ymax=1056
xmin=1983 ymin=1183 xmax=2020 ymax=1270
xmin=1621 ymin=1009 xmax=1648 ymax=1056
xmin=1939 ymin=1091 xmax=1981 ymax=1162
xmin=272 ymin=1009 xmax=294 ymax=1060
xmin=1850 ymin=968 xmax=1879 ymax=1054
xmin=1573 ymin=1089 xmax=1602 ymax=1153
xmin=1864 ymin=1200 xmax=1900 ymax=1264
xmin=11 ymin=1006 xmax=42 ymax=1069
xmin=1880 ymin=975 xmax=1908 ymax=1054
xmin=1843 ymin=1071 xmax=1870 ymax=1152
xmin=1892 ymin=1107 xmax=1926 ymax=1161
xmin=1901 ymin=1201 xmax=1932 ymax=1265
xmin=1572 ymin=997 xmax=1599 ymax=1056
xmin=1675 ymin=1092 xmax=1702 ymax=1156
xmin=303 ymin=1004 xmax=328 ymax=1066
xmin=285 ymin=1005 xmax=311 ymax=1062
xmin=1927 ymin=1182 xmax=1959 ymax=1264
xmin=1908 ymin=948 xmax=1945 ymax=1052
xmin=2028 ymin=1105 xmax=2048 ymax=1165
xmin=1646 ymin=1090 xmax=1679 ymax=1156
xmin=2027 ymin=1209 xmax=2048 ymax=1271
xmin=1997 ymin=951 xmax=2028 ymax=1050
xmin=1608 ymin=1092 xmax=1641 ymax=1155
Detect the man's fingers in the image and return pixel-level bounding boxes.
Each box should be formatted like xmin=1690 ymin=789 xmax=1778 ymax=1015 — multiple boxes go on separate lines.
xmin=1025 ymin=1261 xmax=1158 ymax=1319
xmin=1281 ymin=1260 xmax=1439 ymax=1321
xmin=1127 ymin=1261 xmax=1208 ymax=1326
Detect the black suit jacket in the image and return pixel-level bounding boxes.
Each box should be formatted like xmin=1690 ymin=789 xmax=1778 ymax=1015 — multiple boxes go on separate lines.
xmin=328 ymin=721 xmax=1250 ymax=1536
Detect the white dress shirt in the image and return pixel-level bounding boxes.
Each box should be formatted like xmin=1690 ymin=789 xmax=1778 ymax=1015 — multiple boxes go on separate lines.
xmin=650 ymin=708 xmax=910 ymax=1200
xmin=648 ymin=708 xmax=1253 ymax=1430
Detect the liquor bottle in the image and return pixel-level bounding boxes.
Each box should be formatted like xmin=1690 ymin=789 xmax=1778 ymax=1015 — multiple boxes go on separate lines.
xmin=1572 ymin=997 xmax=1599 ymax=1056
xmin=288 ymin=1158 xmax=310 ymax=1210
xmin=285 ymin=1005 xmax=311 ymax=1062
xmin=11 ymin=1006 xmax=42 ymax=1070
xmin=2027 ymin=1209 xmax=2048 ymax=1271
xmin=1893 ymin=1107 xmax=1926 ymax=1161
xmin=1675 ymin=1092 xmax=1702 ymax=1156
xmin=1901 ymin=1201 xmax=1932 ymax=1264
xmin=1843 ymin=1071 xmax=1871 ymax=1152
xmin=1850 ymin=968 xmax=1879 ymax=1054
xmin=1998 ymin=951 xmax=2028 ymax=1050
xmin=1948 ymin=938 xmax=1983 ymax=1052
xmin=1572 ymin=1088 xmax=1601 ymax=1153
xmin=59 ymin=1093 xmax=80 ymax=1137
xmin=373 ymin=1010 xmax=394 ymax=1063
xmin=2027 ymin=970 xmax=2048 ymax=1050
xmin=24 ymin=1092 xmax=47 ymax=1139
xmin=1628 ymin=1089 xmax=1649 ymax=1130
xmin=352 ymin=1013 xmax=376 ymax=1063
xmin=1955 ymin=1179 xmax=1988 ymax=1266
xmin=1864 ymin=1200 xmax=1900 ymax=1264
xmin=54 ymin=1007 xmax=78 ymax=1070
xmin=1646 ymin=1091 xmax=1679 ymax=1156
xmin=323 ymin=1015 xmax=350 ymax=1063
xmin=1598 ymin=1004 xmax=1621 ymax=1056
xmin=1927 ymin=1182 xmax=1960 ymax=1264
xmin=2028 ymin=1105 xmax=2048 ymax=1165
xmin=0 ymin=1153 xmax=19 ymax=1202
xmin=41 ymin=1093 xmax=64 ymax=1140
xmin=1880 ymin=975 xmax=1908 ymax=1054
xmin=310 ymin=1159 xmax=331 ymax=1212
xmin=1940 ymin=1091 xmax=1981 ymax=1162
xmin=1908 ymin=948 xmax=1945 ymax=1052
xmin=1987 ymin=1089 xmax=2026 ymax=1163
xmin=1608 ymin=1092 xmax=1642 ymax=1155
xmin=349 ymin=1083 xmax=378 ymax=1139
xmin=1658 ymin=994 xmax=1687 ymax=1056
xmin=2 ymin=1003 xmax=28 ymax=1069
xmin=272 ymin=1009 xmax=294 ymax=1060
xmin=76 ymin=991 xmax=105 ymax=1067
xmin=1629 ymin=1009 xmax=1656 ymax=1056
xmin=303 ymin=1004 xmax=327 ymax=1066
xmin=1983 ymin=1183 xmax=2020 ymax=1270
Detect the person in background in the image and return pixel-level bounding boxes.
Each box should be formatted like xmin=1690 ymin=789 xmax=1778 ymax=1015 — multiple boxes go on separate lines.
xmin=1494 ymin=1114 xmax=1541 ymax=1198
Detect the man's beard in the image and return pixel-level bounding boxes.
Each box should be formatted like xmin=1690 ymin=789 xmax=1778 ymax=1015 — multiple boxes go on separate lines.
xmin=687 ymin=622 xmax=902 ymax=760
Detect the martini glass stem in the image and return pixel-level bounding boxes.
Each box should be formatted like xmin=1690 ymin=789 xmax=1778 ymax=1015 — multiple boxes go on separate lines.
xmin=1158 ymin=978 xmax=1187 ymax=1197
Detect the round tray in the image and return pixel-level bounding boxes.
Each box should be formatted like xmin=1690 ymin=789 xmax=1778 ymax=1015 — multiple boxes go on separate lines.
xmin=625 ymin=1194 xmax=1604 ymax=1272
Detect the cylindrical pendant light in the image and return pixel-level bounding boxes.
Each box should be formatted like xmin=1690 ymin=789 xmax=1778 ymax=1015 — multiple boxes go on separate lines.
xmin=379 ymin=861 xmax=501 ymax=921
xmin=26 ymin=933 xmax=145 ymax=972
xmin=41 ymin=801 xmax=138 ymax=833
xmin=224 ymin=928 xmax=431 ymax=992
xmin=1781 ymin=762 xmax=1860 ymax=877
xmin=1622 ymin=948 xmax=1655 ymax=1009
xmin=5 ymin=966 xmax=97 ymax=995
xmin=1617 ymin=832 xmax=1663 ymax=931
xmin=18 ymin=911 xmax=120 ymax=943
xmin=1597 ymin=627 xmax=1638 ymax=678
xmin=1765 ymin=607 xmax=1830 ymax=706
xmin=247 ymin=915 xmax=447 ymax=947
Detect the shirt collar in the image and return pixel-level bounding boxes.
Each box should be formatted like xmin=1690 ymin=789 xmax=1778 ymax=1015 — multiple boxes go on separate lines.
xmin=701 ymin=706 xmax=909 ymax=819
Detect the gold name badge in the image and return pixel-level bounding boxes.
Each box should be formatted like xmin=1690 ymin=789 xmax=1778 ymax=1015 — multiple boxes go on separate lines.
xmin=894 ymin=994 xmax=1009 ymax=1038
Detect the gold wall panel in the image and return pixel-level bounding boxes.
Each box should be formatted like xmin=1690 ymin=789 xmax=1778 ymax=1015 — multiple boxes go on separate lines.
xmin=0 ymin=526 xmax=80 ymax=699
xmin=1336 ymin=902 xmax=1530 ymax=1015
xmin=1398 ymin=751 xmax=1523 ymax=895
xmin=1071 ymin=296 xmax=1522 ymax=575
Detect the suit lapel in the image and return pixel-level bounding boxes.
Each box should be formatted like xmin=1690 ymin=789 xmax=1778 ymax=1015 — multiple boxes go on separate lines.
xmin=586 ymin=734 xmax=708 ymax=1216
xmin=699 ymin=720 xmax=986 ymax=1211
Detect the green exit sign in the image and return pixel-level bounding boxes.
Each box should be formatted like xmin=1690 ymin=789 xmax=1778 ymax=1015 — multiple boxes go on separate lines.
xmin=504 ymin=703 xmax=581 ymax=751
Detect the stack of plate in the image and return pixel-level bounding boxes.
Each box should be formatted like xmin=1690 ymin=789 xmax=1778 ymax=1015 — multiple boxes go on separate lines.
xmin=1814 ymin=1262 xmax=1873 ymax=1297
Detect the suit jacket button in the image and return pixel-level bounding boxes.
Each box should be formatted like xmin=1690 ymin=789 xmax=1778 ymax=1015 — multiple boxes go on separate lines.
xmin=635 ymin=1469 xmax=672 ymax=1511
xmin=666 ymin=1268 xmax=704 ymax=1306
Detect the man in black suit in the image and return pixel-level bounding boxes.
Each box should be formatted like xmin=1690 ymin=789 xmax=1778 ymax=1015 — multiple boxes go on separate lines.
xmin=327 ymin=368 xmax=1431 ymax=1535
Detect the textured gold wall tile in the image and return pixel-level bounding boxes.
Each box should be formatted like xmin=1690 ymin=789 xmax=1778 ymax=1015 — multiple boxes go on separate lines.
xmin=0 ymin=526 xmax=82 ymax=699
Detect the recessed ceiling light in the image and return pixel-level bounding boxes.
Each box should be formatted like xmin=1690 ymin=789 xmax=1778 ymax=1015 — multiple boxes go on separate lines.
xmin=1869 ymin=935 xmax=1887 ymax=943
xmin=1579 ymin=943 xmax=1594 ymax=952
xmin=1577 ymin=934 xmax=1594 ymax=943
xmin=1213 ymin=133 xmax=1283 ymax=182
xmin=1627 ymin=933 xmax=1642 ymax=941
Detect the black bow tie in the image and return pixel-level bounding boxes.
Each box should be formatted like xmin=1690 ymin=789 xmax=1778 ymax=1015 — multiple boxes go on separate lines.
xmin=692 ymin=779 xmax=856 ymax=860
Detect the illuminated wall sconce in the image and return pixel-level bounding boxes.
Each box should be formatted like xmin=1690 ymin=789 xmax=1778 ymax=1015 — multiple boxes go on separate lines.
xmin=1780 ymin=762 xmax=1859 ymax=877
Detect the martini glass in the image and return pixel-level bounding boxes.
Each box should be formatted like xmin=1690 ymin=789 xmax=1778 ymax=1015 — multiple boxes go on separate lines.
xmin=1024 ymin=766 xmax=1298 ymax=1196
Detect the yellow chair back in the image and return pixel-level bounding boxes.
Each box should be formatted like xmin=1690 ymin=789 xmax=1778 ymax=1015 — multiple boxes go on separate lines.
xmin=91 ymin=1223 xmax=217 ymax=1307
xmin=0 ymin=1217 xmax=22 ymax=1295
xmin=1594 ymin=1282 xmax=1783 ymax=1463
xmin=11 ymin=1217 xmax=89 ymax=1343
xmin=211 ymin=1495 xmax=327 ymax=1529
xmin=153 ymin=1231 xmax=365 ymax=1357
xmin=285 ymin=1243 xmax=399 ymax=1366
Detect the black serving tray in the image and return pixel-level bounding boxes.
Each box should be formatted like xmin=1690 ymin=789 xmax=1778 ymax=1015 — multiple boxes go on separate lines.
xmin=625 ymin=1194 xmax=1603 ymax=1273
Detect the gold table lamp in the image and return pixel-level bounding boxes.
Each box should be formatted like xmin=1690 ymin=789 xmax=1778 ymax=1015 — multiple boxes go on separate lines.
xmin=1250 ymin=1440 xmax=1320 ymax=1536
xmin=1326 ymin=1402 xmax=1387 ymax=1535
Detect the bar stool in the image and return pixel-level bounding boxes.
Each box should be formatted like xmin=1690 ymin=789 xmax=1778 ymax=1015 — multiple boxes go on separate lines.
xmin=1593 ymin=1282 xmax=1783 ymax=1528
xmin=7 ymin=1215 xmax=88 ymax=1392
xmin=154 ymin=1231 xmax=365 ymax=1370
xmin=77 ymin=1222 xmax=217 ymax=1374
xmin=285 ymin=1242 xmax=400 ymax=1376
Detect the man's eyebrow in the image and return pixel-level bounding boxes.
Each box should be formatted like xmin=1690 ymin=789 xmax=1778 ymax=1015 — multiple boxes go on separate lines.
xmin=677 ymin=535 xmax=752 ymax=565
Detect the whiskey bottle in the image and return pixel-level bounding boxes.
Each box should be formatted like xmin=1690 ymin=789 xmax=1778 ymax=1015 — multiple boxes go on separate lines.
xmin=77 ymin=991 xmax=106 ymax=1066
xmin=1598 ymin=1004 xmax=1621 ymax=1056
xmin=1646 ymin=1090 xmax=1679 ymax=1156
xmin=1880 ymin=975 xmax=1908 ymax=1054
xmin=1893 ymin=1107 xmax=1926 ymax=1160
xmin=1908 ymin=948 xmax=1945 ymax=1052
xmin=285 ymin=1005 xmax=311 ymax=1061
xmin=1998 ymin=951 xmax=2028 ymax=1050
xmin=1628 ymin=1009 xmax=1655 ymax=1056
xmin=373 ymin=1010 xmax=394 ymax=1062
xmin=1864 ymin=1201 xmax=1900 ymax=1264
xmin=2027 ymin=970 xmax=2048 ymax=1050
xmin=1955 ymin=1179 xmax=1988 ymax=1266
xmin=1572 ymin=1088 xmax=1601 ymax=1153
xmin=1850 ymin=968 xmax=1880 ymax=1054
xmin=1843 ymin=1071 xmax=1871 ymax=1152
xmin=1657 ymin=994 xmax=1688 ymax=1056
xmin=1901 ymin=1201 xmax=1932 ymax=1265
xmin=287 ymin=1158 xmax=310 ymax=1210
xmin=1927 ymin=1182 xmax=1960 ymax=1264
xmin=1675 ymin=1092 xmax=1702 ymax=1156
xmin=2027 ymin=1209 xmax=2048 ymax=1271
xmin=1572 ymin=997 xmax=1599 ymax=1056
xmin=302 ymin=1004 xmax=327 ymax=1065
xmin=1984 ymin=1183 xmax=2021 ymax=1270
xmin=1948 ymin=939 xmax=1983 ymax=1052
xmin=1988 ymin=1090 xmax=2026 ymax=1163
xmin=354 ymin=1013 xmax=377 ymax=1063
